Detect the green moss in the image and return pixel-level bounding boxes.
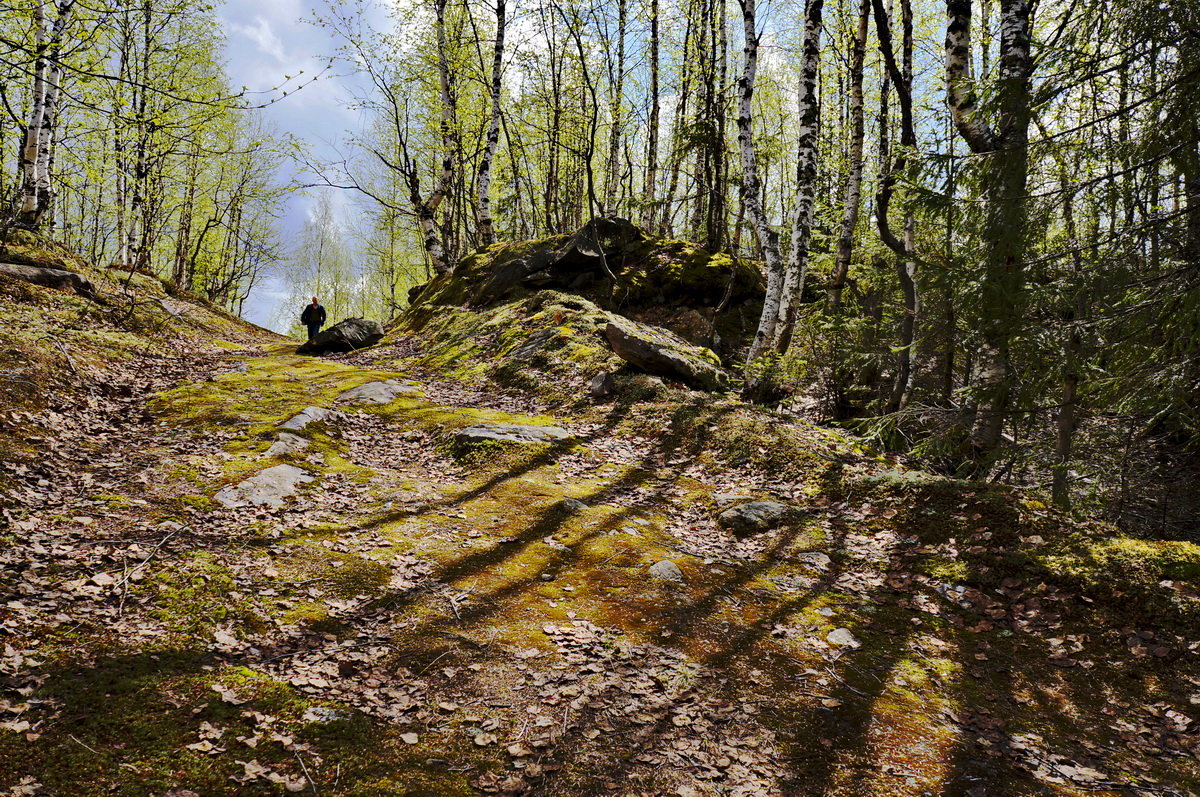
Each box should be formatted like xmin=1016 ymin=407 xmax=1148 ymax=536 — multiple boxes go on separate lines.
xmin=141 ymin=552 xmax=259 ymax=636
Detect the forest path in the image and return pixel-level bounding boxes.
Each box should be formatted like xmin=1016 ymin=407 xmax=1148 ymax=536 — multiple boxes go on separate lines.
xmin=1 ymin=331 xmax=1197 ymax=796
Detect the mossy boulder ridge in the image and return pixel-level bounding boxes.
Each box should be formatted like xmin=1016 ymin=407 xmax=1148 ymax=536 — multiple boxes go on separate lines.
xmin=0 ymin=225 xmax=1198 ymax=795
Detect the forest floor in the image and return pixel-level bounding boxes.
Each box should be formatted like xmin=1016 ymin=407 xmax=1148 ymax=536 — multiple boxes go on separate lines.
xmin=1 ymin=306 xmax=1200 ymax=795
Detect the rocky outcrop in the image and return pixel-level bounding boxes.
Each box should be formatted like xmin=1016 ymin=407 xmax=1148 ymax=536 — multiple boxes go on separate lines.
xmin=405 ymin=220 xmax=764 ymax=358
xmin=297 ymin=318 xmax=384 ymax=355
xmin=604 ymin=320 xmax=730 ymax=392
xmin=454 ymin=423 xmax=573 ymax=446
xmin=0 ymin=262 xmax=94 ymax=298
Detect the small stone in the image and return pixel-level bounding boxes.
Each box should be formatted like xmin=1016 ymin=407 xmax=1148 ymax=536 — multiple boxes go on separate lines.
xmin=649 ymin=560 xmax=685 ymax=583
xmin=561 ymin=498 xmax=588 ymax=512
xmin=717 ymin=500 xmax=795 ymax=535
xmin=302 ymin=706 xmax=351 ymax=723
xmin=588 ymin=371 xmax=616 ymax=399
xmin=540 ymin=573 xmax=556 ymax=581
xmin=827 ymin=627 xmax=861 ymax=649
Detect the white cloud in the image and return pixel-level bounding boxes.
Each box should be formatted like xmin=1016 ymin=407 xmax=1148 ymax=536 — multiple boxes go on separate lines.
xmin=229 ymin=16 xmax=286 ymax=62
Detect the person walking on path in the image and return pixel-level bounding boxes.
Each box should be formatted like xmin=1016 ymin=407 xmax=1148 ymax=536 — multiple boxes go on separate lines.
xmin=300 ymin=297 xmax=327 ymax=342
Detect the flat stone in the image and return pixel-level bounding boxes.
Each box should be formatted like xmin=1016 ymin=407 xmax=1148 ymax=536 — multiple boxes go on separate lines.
xmin=561 ymin=498 xmax=588 ymax=512
xmin=648 ymin=560 xmax=685 ymax=583
xmin=713 ymin=492 xmax=754 ymax=506
xmin=826 ymin=627 xmax=861 ymax=649
xmin=263 ymin=432 xmax=310 ymax=458
xmin=795 ymin=551 xmax=832 ymax=572
xmin=454 ymin=423 xmax=572 ymax=445
xmin=716 ymin=500 xmax=794 ymax=535
xmin=336 ymin=379 xmax=422 ymax=405
xmin=214 ymin=464 xmax=315 ymax=509
xmin=278 ymin=406 xmax=340 ymax=432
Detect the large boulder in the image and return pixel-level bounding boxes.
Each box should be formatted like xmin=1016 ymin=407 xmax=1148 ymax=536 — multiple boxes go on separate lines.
xmin=0 ymin=262 xmax=94 ymax=297
xmin=604 ymin=320 xmax=730 ymax=392
xmin=297 ymin=318 xmax=384 ymax=355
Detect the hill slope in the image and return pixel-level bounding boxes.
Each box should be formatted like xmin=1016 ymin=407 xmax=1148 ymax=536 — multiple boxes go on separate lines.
xmin=1 ymin=234 xmax=1198 ymax=795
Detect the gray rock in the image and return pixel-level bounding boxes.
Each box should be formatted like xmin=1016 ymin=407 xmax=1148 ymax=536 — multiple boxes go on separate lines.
xmin=561 ymin=498 xmax=588 ymax=512
xmin=717 ymin=500 xmax=795 ymax=535
xmin=279 ymin=406 xmax=341 ymax=432
xmin=604 ymin=320 xmax=730 ymax=392
xmin=543 ymin=537 xmax=571 ymax=552
xmin=454 ymin=423 xmax=572 ymax=445
xmin=826 ymin=627 xmax=861 ymax=649
xmin=588 ymin=371 xmax=616 ymax=399
xmin=648 ymin=560 xmax=685 ymax=583
xmin=0 ymin=261 xmax=94 ymax=297
xmin=214 ymin=464 xmax=315 ymax=509
xmin=263 ymin=432 xmax=310 ymax=457
xmin=795 ymin=551 xmax=832 ymax=572
xmin=336 ymin=379 xmax=421 ymax=405
xmin=713 ymin=492 xmax=754 ymax=506
xmin=297 ymin=317 xmax=385 ymax=355
xmin=303 ymin=706 xmax=352 ymax=723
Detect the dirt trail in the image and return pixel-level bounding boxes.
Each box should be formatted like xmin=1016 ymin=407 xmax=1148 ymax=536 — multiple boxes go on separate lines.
xmin=2 ymin=333 xmax=1198 ymax=796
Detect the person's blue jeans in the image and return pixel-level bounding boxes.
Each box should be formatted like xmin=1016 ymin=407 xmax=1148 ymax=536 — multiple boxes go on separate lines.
xmin=306 ymin=323 xmax=322 ymax=341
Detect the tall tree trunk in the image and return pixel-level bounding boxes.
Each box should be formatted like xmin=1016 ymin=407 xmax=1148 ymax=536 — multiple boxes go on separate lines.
xmin=645 ymin=0 xmax=661 ymax=232
xmin=945 ymin=0 xmax=1035 ymax=462
xmin=476 ymin=0 xmax=506 ymax=247
xmin=604 ymin=0 xmax=627 ymax=215
xmin=15 ymin=0 xmax=74 ymax=230
xmin=828 ymin=0 xmax=870 ymax=311
xmin=419 ymin=0 xmax=459 ymax=275
xmin=739 ymin=0 xmax=784 ymax=363
xmin=773 ymin=0 xmax=825 ymax=352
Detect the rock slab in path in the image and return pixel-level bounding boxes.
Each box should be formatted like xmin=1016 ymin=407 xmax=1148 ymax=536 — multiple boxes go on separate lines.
xmin=604 ymin=320 xmax=730 ymax=392
xmin=214 ymin=464 xmax=315 ymax=509
xmin=336 ymin=379 xmax=422 ymax=405
xmin=297 ymin=317 xmax=385 ymax=355
xmin=454 ymin=423 xmax=572 ymax=445
xmin=263 ymin=432 xmax=310 ymax=457
xmin=278 ymin=406 xmax=341 ymax=432
xmin=716 ymin=500 xmax=795 ymax=535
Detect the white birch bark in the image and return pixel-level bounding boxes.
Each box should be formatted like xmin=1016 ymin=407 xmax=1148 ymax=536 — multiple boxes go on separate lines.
xmin=772 ymin=0 xmax=825 ymax=352
xmin=475 ymin=0 xmax=506 ymax=247
xmin=739 ymin=0 xmax=785 ymax=364
xmin=828 ymin=0 xmax=869 ymax=312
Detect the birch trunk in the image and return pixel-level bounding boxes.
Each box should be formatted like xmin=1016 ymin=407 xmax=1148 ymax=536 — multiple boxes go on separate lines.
xmin=739 ymin=0 xmax=786 ymax=364
xmin=476 ymin=0 xmax=506 ymax=247
xmin=645 ymin=0 xmax=661 ymax=232
xmin=604 ymin=0 xmax=627 ymax=215
xmin=16 ymin=1 xmax=74 ymax=230
xmin=944 ymin=0 xmax=1035 ymax=462
xmin=770 ymin=0 xmax=824 ymax=353
xmin=828 ymin=0 xmax=870 ymax=312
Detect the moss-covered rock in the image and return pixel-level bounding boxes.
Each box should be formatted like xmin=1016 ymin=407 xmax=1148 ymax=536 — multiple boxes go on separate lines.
xmin=407 ymin=219 xmax=763 ymax=358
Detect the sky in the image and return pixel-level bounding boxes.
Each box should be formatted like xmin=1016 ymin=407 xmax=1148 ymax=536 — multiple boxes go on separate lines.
xmin=218 ymin=0 xmax=365 ymax=332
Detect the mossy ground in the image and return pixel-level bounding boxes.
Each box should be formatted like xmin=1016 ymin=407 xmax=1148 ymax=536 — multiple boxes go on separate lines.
xmin=2 ymin=249 xmax=1199 ymax=794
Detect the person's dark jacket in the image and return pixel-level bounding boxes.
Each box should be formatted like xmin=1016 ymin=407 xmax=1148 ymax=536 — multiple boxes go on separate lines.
xmin=300 ymin=303 xmax=326 ymax=326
